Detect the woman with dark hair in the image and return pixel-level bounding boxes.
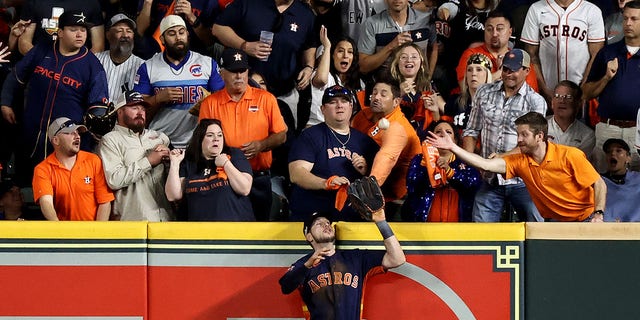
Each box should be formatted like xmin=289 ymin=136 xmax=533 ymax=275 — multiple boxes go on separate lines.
xmin=307 ymin=29 xmax=364 ymax=127
xmin=165 ymin=118 xmax=254 ymax=221
xmin=403 ymin=120 xmax=481 ymax=222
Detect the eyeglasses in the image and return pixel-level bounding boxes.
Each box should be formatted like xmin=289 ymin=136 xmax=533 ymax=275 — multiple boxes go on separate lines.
xmin=553 ymin=93 xmax=574 ymax=101
xmin=53 ymin=119 xmax=77 ymax=136
xmin=324 ymin=85 xmax=352 ymax=98
xmin=399 ymin=54 xmax=420 ymax=61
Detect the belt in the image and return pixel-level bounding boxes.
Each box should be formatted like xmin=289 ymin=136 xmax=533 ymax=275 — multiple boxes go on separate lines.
xmin=253 ymin=170 xmax=271 ymax=177
xmin=600 ymin=118 xmax=636 ymax=128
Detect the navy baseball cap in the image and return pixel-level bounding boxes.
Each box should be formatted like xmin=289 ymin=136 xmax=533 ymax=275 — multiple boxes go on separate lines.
xmin=220 ymin=47 xmax=250 ymax=72
xmin=303 ymin=212 xmax=333 ymax=235
xmin=502 ymin=49 xmax=530 ymax=71
xmin=603 ymin=138 xmax=630 ymax=153
xmin=322 ymin=85 xmax=352 ymax=104
xmin=58 ymin=10 xmax=93 ymax=29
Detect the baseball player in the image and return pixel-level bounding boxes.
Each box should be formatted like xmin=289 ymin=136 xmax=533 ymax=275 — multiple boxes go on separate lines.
xmin=279 ymin=177 xmax=406 ymax=319
xmin=521 ymin=0 xmax=605 ymax=99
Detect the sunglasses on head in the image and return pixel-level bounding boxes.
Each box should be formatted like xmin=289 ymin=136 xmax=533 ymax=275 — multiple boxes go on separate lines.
xmin=53 ymin=120 xmax=77 ymax=136
xmin=325 ymin=85 xmax=351 ymax=98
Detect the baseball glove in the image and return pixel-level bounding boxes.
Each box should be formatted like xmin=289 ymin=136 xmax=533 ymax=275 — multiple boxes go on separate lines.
xmin=348 ymin=176 xmax=385 ymax=221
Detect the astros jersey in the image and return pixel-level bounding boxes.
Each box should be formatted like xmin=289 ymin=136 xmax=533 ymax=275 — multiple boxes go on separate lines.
xmin=287 ymin=123 xmax=379 ymax=221
xmin=134 ymin=51 xmax=224 ymax=148
xmin=521 ymin=0 xmax=605 ymax=88
xmin=279 ymin=249 xmax=385 ymax=320
xmin=12 ymin=42 xmax=108 ymax=160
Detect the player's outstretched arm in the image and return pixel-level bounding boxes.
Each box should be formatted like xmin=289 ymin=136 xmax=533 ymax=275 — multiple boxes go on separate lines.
xmin=371 ymin=209 xmax=406 ymax=270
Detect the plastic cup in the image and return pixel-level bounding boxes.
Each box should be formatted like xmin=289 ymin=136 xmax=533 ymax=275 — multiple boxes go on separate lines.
xmin=259 ymin=31 xmax=274 ymax=61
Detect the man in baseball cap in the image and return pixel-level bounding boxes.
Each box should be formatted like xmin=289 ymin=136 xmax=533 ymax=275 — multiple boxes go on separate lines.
xmin=57 ymin=10 xmax=94 ymax=30
xmin=33 ymin=117 xmax=114 ymax=221
xmin=280 ymin=202 xmax=405 ymax=319
xmin=302 ymin=211 xmax=334 ymax=236
xmin=97 ymin=90 xmax=172 ymax=221
xmin=106 ymin=13 xmax=136 ymax=30
xmin=502 ymin=48 xmax=531 ymax=71
xmin=220 ymin=47 xmax=250 ymax=72
xmin=47 ymin=117 xmax=87 ymax=139
xmin=96 ymin=13 xmax=144 ymax=102
xmin=601 ymin=137 xmax=640 ymax=222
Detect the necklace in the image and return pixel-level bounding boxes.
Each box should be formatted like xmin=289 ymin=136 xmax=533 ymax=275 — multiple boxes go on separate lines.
xmin=170 ymin=63 xmax=185 ymax=75
xmin=328 ymin=127 xmax=350 ymax=149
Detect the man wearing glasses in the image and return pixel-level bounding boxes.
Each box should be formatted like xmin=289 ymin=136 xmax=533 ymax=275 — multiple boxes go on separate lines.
xmin=462 ymin=49 xmax=547 ymax=222
xmin=546 ymin=80 xmax=595 ymax=158
xmin=32 ymin=117 xmax=114 ymax=221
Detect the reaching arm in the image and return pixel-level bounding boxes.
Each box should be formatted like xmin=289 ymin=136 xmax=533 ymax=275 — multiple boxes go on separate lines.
xmin=461 ymin=136 xmax=477 ymax=153
xmin=38 ymin=195 xmax=59 ymax=221
xmin=370 ymin=122 xmax=408 ymax=185
xmin=371 ymin=209 xmax=406 ymax=269
xmin=427 ymin=132 xmax=506 ymax=173
xmin=311 ymin=26 xmax=331 ymax=88
xmin=136 ymin=0 xmax=153 ymax=36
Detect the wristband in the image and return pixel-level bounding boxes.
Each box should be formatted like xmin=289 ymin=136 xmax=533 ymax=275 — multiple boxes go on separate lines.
xmin=325 ymin=175 xmax=340 ymax=190
xmin=303 ymin=65 xmax=313 ymax=70
xmin=191 ymin=17 xmax=201 ymax=28
xmin=376 ymin=220 xmax=394 ymax=240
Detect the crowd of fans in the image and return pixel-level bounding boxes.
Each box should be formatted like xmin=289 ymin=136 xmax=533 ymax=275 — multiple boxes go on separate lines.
xmin=0 ymin=0 xmax=639 ymax=223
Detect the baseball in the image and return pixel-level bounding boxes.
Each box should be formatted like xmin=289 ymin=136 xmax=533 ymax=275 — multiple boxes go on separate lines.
xmin=378 ymin=118 xmax=390 ymax=130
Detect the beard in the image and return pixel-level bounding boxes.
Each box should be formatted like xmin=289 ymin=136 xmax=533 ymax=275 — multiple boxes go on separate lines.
xmin=126 ymin=117 xmax=145 ymax=133
xmin=312 ymin=232 xmax=336 ymax=244
xmin=165 ymin=41 xmax=189 ymax=61
xmin=113 ymin=40 xmax=133 ymax=55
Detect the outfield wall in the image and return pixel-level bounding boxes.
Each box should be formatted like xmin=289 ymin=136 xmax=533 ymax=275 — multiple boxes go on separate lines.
xmin=1 ymin=222 xmax=636 ymax=319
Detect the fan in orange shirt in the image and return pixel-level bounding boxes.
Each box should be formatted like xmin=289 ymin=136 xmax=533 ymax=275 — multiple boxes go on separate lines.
xmin=352 ymin=78 xmax=421 ymax=218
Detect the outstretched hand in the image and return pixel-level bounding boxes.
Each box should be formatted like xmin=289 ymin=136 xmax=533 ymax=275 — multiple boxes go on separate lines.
xmin=425 ymin=131 xmax=456 ymax=150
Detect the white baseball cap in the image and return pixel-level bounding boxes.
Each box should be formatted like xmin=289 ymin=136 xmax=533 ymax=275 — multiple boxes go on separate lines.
xmin=159 ymin=15 xmax=186 ymax=35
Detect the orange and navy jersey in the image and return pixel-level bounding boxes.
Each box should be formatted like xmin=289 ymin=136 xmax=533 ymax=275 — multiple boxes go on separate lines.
xmin=279 ymin=249 xmax=385 ymax=320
